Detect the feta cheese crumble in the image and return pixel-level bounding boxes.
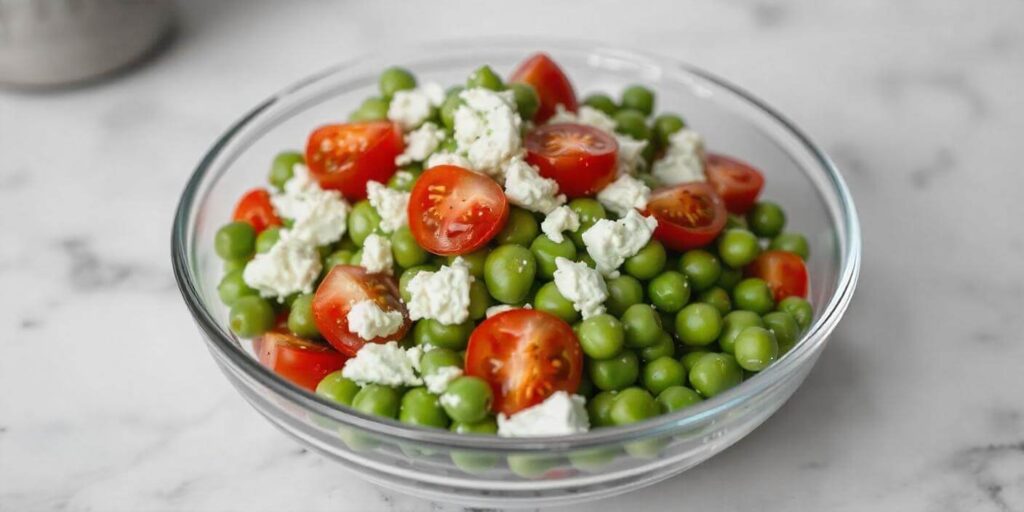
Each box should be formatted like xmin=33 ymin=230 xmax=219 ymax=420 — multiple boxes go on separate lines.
xmin=366 ymin=181 xmax=410 ymax=233
xmin=582 ymin=210 xmax=659 ymax=277
xmin=271 ymin=164 xmax=349 ymax=247
xmin=405 ymin=258 xmax=473 ymax=325
xmin=342 ymin=341 xmax=423 ymax=387
xmin=497 ymin=391 xmax=590 ymax=437
xmin=395 ymin=122 xmax=446 ymax=166
xmin=547 ymin=105 xmax=648 ymax=176
xmin=552 ymin=257 xmax=608 ymax=319
xmin=346 ymin=299 xmax=405 ymax=341
xmin=387 ymin=83 xmax=445 ymax=131
xmin=597 ymin=174 xmax=651 ymax=217
xmin=503 ymin=157 xmax=565 ymax=214
xmin=652 ymin=129 xmax=706 ymax=185
xmin=423 ymin=366 xmax=463 ymax=394
xmin=360 ymin=233 xmax=394 ymax=275
xmin=425 ymin=151 xmax=472 ymax=169
xmin=242 ymin=234 xmax=322 ymax=301
xmin=453 ymin=88 xmax=522 ymax=178
xmin=485 ymin=303 xmax=532 ymax=318
xmin=540 ymin=205 xmax=580 ymax=244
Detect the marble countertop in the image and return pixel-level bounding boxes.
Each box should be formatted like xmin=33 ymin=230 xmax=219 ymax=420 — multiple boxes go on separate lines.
xmin=2 ymin=0 xmax=1022 ymax=510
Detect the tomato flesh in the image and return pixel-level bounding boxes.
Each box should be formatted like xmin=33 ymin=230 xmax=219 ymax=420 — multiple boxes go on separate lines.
xmin=305 ymin=121 xmax=404 ymax=200
xmin=254 ymin=331 xmax=347 ymax=391
xmin=705 ymin=153 xmax=765 ymax=215
xmin=509 ymin=53 xmax=578 ymax=123
xmin=464 ymin=309 xmax=582 ymax=416
xmin=408 ymin=165 xmax=509 ymax=255
xmin=312 ymin=265 xmax=409 ymax=356
xmin=645 ymin=182 xmax=728 ymax=252
xmin=525 ymin=123 xmax=618 ymax=198
xmin=747 ymin=250 xmax=809 ymax=301
xmin=233 ymin=188 xmax=282 ymax=233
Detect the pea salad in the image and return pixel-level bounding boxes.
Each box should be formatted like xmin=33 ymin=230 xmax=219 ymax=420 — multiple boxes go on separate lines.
xmin=213 ymin=53 xmax=813 ymax=438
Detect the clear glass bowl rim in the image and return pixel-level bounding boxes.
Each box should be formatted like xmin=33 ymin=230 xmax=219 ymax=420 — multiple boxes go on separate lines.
xmin=171 ymin=38 xmax=862 ymax=453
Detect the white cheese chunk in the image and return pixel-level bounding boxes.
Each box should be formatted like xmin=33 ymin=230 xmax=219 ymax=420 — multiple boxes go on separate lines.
xmin=652 ymin=129 xmax=706 ymax=185
xmin=387 ymin=83 xmax=445 ymax=131
xmin=423 ymin=366 xmax=463 ymax=394
xmin=540 ymin=205 xmax=580 ymax=244
xmin=366 ymin=181 xmax=410 ymax=233
xmin=503 ymin=157 xmax=565 ymax=214
xmin=597 ymin=174 xmax=651 ymax=217
xmin=497 ymin=391 xmax=590 ymax=437
xmin=425 ymin=151 xmax=472 ymax=169
xmin=242 ymin=234 xmax=322 ymax=301
xmin=346 ymin=299 xmax=405 ymax=341
xmin=453 ymin=88 xmax=522 ymax=178
xmin=484 ymin=303 xmax=532 ymax=318
xmin=271 ymin=164 xmax=350 ymax=247
xmin=552 ymin=257 xmax=608 ymax=319
xmin=342 ymin=341 xmax=423 ymax=387
xmin=613 ymin=134 xmax=648 ymax=176
xmin=396 ymin=122 xmax=446 ymax=166
xmin=405 ymin=258 xmax=473 ymax=325
xmin=582 ymin=210 xmax=658 ymax=277
xmin=360 ymin=233 xmax=394 ymax=275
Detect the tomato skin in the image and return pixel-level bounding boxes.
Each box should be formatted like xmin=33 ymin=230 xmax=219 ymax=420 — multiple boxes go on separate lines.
xmin=312 ymin=265 xmax=410 ymax=356
xmin=408 ymin=165 xmax=509 ymax=255
xmin=524 ymin=123 xmax=618 ymax=198
xmin=747 ymin=250 xmax=809 ymax=302
xmin=254 ymin=331 xmax=347 ymax=391
xmin=645 ymin=182 xmax=728 ymax=252
xmin=705 ymin=153 xmax=765 ymax=215
xmin=509 ymin=53 xmax=578 ymax=123
xmin=305 ymin=121 xmax=404 ymax=200
xmin=464 ymin=309 xmax=583 ymax=416
xmin=233 ymin=188 xmax=282 ymax=233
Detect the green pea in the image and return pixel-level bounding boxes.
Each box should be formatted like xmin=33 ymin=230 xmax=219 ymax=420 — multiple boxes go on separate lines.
xmin=255 ymin=226 xmax=281 ymax=254
xmin=733 ymin=326 xmax=779 ymax=372
xmin=439 ymin=88 xmax=463 ymax=130
xmin=228 ymin=295 xmax=274 ymax=338
xmin=450 ymin=248 xmax=489 ymax=279
xmin=589 ymin=350 xmax=639 ymax=391
xmin=217 ymin=269 xmax=257 ymax=306
xmin=336 ymin=236 xmax=358 ymax=252
xmin=510 ymin=82 xmax=539 ymax=120
xmin=495 ymin=207 xmax=539 ymax=246
xmin=609 ymin=387 xmax=659 ymax=425
xmin=390 ymin=226 xmax=428 ymax=268
xmin=578 ymin=314 xmax=625 ymax=360
xmin=468 ymin=281 xmax=492 ymax=320
xmin=507 ymin=454 xmax=559 ymax=479
xmin=413 ymin=318 xmax=474 ymax=350
xmin=679 ymin=250 xmax=722 ymax=291
xmin=399 ymin=387 xmax=450 ymax=429
xmin=583 ymin=93 xmax=617 ymax=116
xmin=450 ymin=416 xmax=498 ymax=435
xmin=466 ymin=65 xmax=504 ymax=91
xmin=624 ymin=240 xmax=667 ymax=281
xmin=587 ymin=391 xmax=618 ymax=427
xmin=534 ymin=282 xmax=580 ymax=324
xmin=641 ymin=356 xmax=686 ymax=396
xmin=268 ymin=151 xmax=303 ymax=191
xmin=733 ymin=278 xmax=775 ymax=314
xmin=569 ymin=447 xmax=617 ymax=472
xmin=653 ymin=114 xmax=686 ymax=148
xmin=578 ymin=253 xmax=597 ymax=269
xmin=622 ymin=304 xmax=663 ymax=348
xmin=604 ymin=275 xmax=644 ymax=317
xmin=420 ymin=348 xmax=463 ymax=376
xmin=680 ymin=350 xmax=711 ymax=373
xmin=771 ymin=233 xmax=810 ymax=260
xmin=223 ymin=258 xmax=248 ymax=274
xmin=450 ymin=418 xmax=500 ymax=471
xmin=353 ymin=384 xmax=402 ymax=418
xmin=640 ymin=331 xmax=675 ymax=362
xmin=719 ymin=310 xmax=765 ymax=354
xmin=747 ymin=201 xmax=786 ymax=238
xmin=620 ymin=85 xmax=655 ymax=116
xmin=441 ymin=376 xmax=493 ymax=424
xmin=530 ymin=235 xmax=576 ymax=280
xmin=349 ymin=96 xmax=390 ymax=122
xmin=698 ymin=286 xmax=732 ymax=315
xmin=656 ymin=385 xmax=703 ymax=413
xmin=567 ymin=198 xmax=607 ymax=248
xmin=215 ymin=221 xmax=256 ymax=261
xmin=398 ymin=264 xmax=437 ymax=302
xmin=717 ymin=229 xmax=761 ymax=268
xmin=612 ymin=109 xmax=651 ymax=141
xmin=484 ymin=244 xmax=537 ymax=304
xmin=379 ymin=66 xmax=417 ymax=98
xmin=315 ymin=371 xmax=360 ymax=406
xmin=347 ymin=200 xmax=381 ymax=246
xmin=726 ymin=213 xmax=748 ymax=230
xmin=689 ymin=353 xmax=743 ymax=398
xmin=777 ymin=297 xmax=813 ymax=331
xmin=717 ymin=267 xmax=743 ymax=291
xmin=647 ymin=271 xmax=691 ymax=313
xmin=287 ymin=293 xmax=320 ymax=339
xmin=763 ymin=311 xmax=800 ymax=354
xmin=675 ymin=303 xmax=723 ymax=346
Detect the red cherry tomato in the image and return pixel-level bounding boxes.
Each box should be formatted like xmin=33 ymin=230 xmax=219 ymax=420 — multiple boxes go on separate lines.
xmin=305 ymin=121 xmax=404 ymax=200
xmin=524 ymin=123 xmax=618 ymax=198
xmin=747 ymin=250 xmax=809 ymax=301
xmin=464 ymin=309 xmax=583 ymax=416
xmin=705 ymin=153 xmax=765 ymax=215
xmin=408 ymin=165 xmax=509 ymax=255
xmin=312 ymin=265 xmax=409 ymax=357
xmin=645 ymin=182 xmax=728 ymax=252
xmin=509 ymin=53 xmax=578 ymax=123
xmin=232 ymin=188 xmax=282 ymax=233
xmin=254 ymin=331 xmax=347 ymax=391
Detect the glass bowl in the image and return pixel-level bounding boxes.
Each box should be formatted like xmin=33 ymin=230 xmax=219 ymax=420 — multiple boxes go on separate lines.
xmin=171 ymin=40 xmax=860 ymax=508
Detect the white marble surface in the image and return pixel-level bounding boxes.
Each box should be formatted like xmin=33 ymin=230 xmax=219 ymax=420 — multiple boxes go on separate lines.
xmin=2 ymin=1 xmax=1023 ymax=510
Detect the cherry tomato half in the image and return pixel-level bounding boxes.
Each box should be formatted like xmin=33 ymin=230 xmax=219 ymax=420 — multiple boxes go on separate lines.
xmin=525 ymin=123 xmax=618 ymax=198
xmin=254 ymin=331 xmax=347 ymax=392
xmin=509 ymin=53 xmax=578 ymax=123
xmin=312 ymin=265 xmax=410 ymax=357
xmin=464 ymin=309 xmax=583 ymax=416
xmin=747 ymin=250 xmax=809 ymax=302
xmin=232 ymin=188 xmax=282 ymax=233
xmin=705 ymin=153 xmax=765 ymax=215
xmin=645 ymin=182 xmax=728 ymax=252
xmin=408 ymin=165 xmax=509 ymax=256
xmin=305 ymin=121 xmax=404 ymax=200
